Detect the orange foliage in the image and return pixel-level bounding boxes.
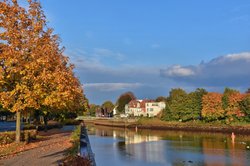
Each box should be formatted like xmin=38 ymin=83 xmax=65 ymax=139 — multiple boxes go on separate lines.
xmin=202 ymin=92 xmax=224 ymax=121
xmin=226 ymin=92 xmax=245 ymax=119
xmin=0 ymin=0 xmax=84 ymax=113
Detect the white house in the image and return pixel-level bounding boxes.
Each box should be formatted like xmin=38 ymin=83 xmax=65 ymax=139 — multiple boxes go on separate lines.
xmin=145 ymin=101 xmax=166 ymax=117
xmin=125 ymin=100 xmax=166 ymax=117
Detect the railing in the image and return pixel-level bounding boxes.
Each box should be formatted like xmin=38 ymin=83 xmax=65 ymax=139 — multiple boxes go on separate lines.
xmin=79 ymin=122 xmax=96 ymax=166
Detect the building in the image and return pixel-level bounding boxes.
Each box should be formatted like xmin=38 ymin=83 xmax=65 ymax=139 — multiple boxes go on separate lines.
xmin=125 ymin=99 xmax=166 ymax=117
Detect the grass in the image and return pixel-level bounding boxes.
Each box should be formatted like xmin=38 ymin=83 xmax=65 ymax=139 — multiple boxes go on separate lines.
xmin=62 ymin=125 xmax=91 ymax=166
xmin=66 ymin=125 xmax=81 ymax=156
xmin=136 ymin=117 xmax=250 ymax=129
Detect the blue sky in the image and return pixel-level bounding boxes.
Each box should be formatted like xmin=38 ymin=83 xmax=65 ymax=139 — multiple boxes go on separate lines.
xmin=34 ymin=0 xmax=250 ymax=104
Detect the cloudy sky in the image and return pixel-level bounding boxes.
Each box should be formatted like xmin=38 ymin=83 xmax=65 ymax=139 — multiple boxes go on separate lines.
xmin=35 ymin=0 xmax=250 ymax=104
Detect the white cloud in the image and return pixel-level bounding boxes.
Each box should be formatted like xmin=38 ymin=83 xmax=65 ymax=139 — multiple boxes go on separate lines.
xmin=163 ymin=65 xmax=195 ymax=77
xmin=84 ymin=83 xmax=143 ymax=91
xmin=225 ymin=52 xmax=250 ymax=61
xmin=161 ymin=52 xmax=250 ymax=87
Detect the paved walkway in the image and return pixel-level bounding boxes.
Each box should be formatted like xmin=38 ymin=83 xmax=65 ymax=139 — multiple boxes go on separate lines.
xmin=0 ymin=130 xmax=71 ymax=166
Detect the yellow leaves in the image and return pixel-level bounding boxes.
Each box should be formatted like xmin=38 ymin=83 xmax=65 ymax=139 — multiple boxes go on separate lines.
xmin=0 ymin=0 xmax=84 ymax=114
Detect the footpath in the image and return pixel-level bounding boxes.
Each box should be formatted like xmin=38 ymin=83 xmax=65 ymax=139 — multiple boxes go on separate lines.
xmin=0 ymin=129 xmax=72 ymax=166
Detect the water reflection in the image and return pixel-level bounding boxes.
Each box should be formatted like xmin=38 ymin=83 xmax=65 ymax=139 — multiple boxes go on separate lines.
xmin=87 ymin=125 xmax=250 ymax=166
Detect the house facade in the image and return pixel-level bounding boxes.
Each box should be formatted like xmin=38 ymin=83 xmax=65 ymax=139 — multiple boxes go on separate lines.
xmin=125 ymin=99 xmax=166 ymax=117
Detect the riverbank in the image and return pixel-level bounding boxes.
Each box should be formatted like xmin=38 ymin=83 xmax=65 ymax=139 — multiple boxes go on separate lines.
xmin=84 ymin=118 xmax=250 ymax=135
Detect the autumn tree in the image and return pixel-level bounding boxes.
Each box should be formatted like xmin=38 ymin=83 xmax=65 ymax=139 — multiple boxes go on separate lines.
xmin=201 ymin=92 xmax=225 ymax=121
xmin=224 ymin=92 xmax=245 ymax=122
xmin=0 ymin=0 xmax=84 ymax=141
xmin=116 ymin=91 xmax=136 ymax=113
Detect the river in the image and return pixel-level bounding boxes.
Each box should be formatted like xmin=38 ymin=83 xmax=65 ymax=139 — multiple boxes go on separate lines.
xmin=87 ymin=125 xmax=250 ymax=166
xmin=0 ymin=121 xmax=19 ymax=132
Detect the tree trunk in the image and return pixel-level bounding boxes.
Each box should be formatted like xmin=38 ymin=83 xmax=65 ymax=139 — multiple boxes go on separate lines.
xmin=16 ymin=111 xmax=21 ymax=143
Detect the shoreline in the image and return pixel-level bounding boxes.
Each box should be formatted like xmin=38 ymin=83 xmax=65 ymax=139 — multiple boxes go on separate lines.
xmin=84 ymin=118 xmax=250 ymax=135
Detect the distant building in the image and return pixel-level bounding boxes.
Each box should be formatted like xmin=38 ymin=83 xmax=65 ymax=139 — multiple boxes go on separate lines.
xmin=113 ymin=106 xmax=118 ymax=115
xmin=125 ymin=99 xmax=166 ymax=117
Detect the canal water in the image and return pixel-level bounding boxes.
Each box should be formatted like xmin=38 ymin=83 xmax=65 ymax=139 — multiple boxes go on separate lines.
xmin=87 ymin=125 xmax=250 ymax=166
xmin=0 ymin=121 xmax=19 ymax=132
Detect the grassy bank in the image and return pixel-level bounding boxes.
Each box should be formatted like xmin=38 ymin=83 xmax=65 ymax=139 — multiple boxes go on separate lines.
xmin=62 ymin=125 xmax=91 ymax=166
xmin=87 ymin=118 xmax=250 ymax=135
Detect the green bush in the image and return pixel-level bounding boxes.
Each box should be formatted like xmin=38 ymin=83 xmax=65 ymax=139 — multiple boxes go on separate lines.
xmin=37 ymin=124 xmax=63 ymax=131
xmin=23 ymin=124 xmax=36 ymax=130
xmin=67 ymin=125 xmax=81 ymax=156
xmin=23 ymin=123 xmax=63 ymax=131
xmin=63 ymin=119 xmax=81 ymax=126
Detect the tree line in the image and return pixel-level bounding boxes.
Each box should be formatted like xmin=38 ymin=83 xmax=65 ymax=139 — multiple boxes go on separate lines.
xmin=161 ymin=88 xmax=250 ymax=123
xmin=84 ymin=91 xmax=136 ymax=117
xmin=85 ymin=88 xmax=250 ymax=125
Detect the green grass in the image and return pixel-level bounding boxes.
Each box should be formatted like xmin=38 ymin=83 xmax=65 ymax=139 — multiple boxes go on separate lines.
xmin=66 ymin=125 xmax=81 ymax=156
xmin=136 ymin=117 xmax=250 ymax=128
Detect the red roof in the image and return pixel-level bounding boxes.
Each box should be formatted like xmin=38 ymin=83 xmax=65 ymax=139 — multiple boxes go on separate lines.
xmin=128 ymin=99 xmax=155 ymax=109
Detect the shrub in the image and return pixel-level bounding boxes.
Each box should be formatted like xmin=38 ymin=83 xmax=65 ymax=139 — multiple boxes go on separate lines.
xmin=67 ymin=125 xmax=81 ymax=156
xmin=23 ymin=123 xmax=63 ymax=131
xmin=0 ymin=130 xmax=37 ymax=145
xmin=63 ymin=119 xmax=81 ymax=126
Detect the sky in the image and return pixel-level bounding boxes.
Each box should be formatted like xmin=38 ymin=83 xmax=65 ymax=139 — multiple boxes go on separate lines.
xmin=28 ymin=0 xmax=250 ymax=104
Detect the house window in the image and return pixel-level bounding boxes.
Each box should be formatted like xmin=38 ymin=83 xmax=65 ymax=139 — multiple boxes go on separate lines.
xmin=150 ymin=108 xmax=153 ymax=111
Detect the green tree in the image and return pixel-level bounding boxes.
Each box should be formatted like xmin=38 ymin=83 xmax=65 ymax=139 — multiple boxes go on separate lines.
xmin=164 ymin=88 xmax=187 ymax=121
xmin=180 ymin=88 xmax=208 ymax=122
xmin=82 ymin=95 xmax=90 ymax=114
xmin=116 ymin=91 xmax=136 ymax=113
xmin=102 ymin=100 xmax=114 ymax=117
xmin=239 ymin=95 xmax=250 ymax=122
xmin=222 ymin=88 xmax=239 ymax=110
xmin=88 ymin=104 xmax=100 ymax=117
xmin=155 ymin=96 xmax=167 ymax=102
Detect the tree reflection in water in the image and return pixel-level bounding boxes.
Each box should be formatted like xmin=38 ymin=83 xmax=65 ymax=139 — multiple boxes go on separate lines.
xmin=87 ymin=125 xmax=250 ymax=166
